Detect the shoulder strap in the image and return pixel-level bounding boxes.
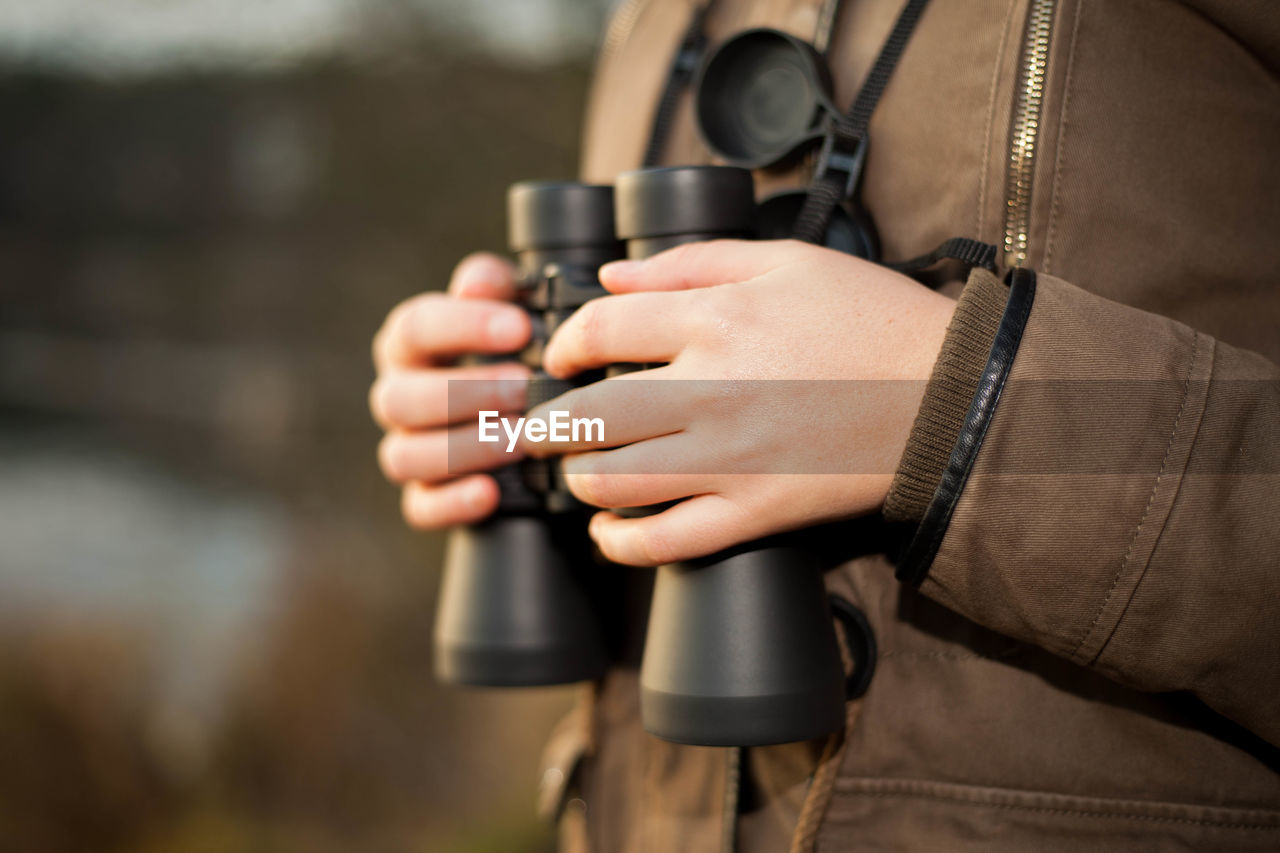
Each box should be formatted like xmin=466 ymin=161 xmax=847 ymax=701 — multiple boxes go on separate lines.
xmin=642 ymin=2 xmax=714 ymax=168
xmin=794 ymin=0 xmax=932 ymax=244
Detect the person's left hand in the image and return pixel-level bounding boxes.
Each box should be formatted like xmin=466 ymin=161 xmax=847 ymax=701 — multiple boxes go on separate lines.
xmin=519 ymin=239 xmax=958 ymax=567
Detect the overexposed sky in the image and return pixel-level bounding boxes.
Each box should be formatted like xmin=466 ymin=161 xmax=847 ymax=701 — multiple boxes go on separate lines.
xmin=0 ymin=0 xmax=614 ymax=74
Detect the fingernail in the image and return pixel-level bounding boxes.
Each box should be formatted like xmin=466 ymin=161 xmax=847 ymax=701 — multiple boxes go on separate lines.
xmin=455 ymin=267 xmax=485 ymax=294
xmin=455 ymin=255 xmax=504 ymax=294
xmin=487 ymin=309 xmax=526 ymax=345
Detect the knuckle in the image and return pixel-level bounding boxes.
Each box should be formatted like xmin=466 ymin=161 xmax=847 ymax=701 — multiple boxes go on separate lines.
xmin=401 ymin=293 xmax=452 ymax=337
xmin=573 ymin=300 xmax=606 ymax=363
xmin=377 ymin=295 xmax=431 ymax=361
xmin=714 ymin=373 xmax=750 ymax=405
xmin=545 ymin=384 xmax=577 ymax=417
xmin=634 ymin=523 xmax=678 ymax=566
xmin=772 ymin=238 xmax=814 ymax=260
xmin=703 ymin=293 xmax=761 ymax=364
xmin=453 ymin=251 xmax=512 ymax=283
xmin=401 ymin=485 xmax=439 ymax=529
xmin=689 ymin=289 xmax=744 ymax=356
xmin=369 ymin=377 xmax=396 ymax=426
xmin=395 ymin=295 xmax=432 ymax=339
xmin=673 ymin=240 xmax=710 ymax=265
xmin=689 ymin=379 xmax=728 ymax=413
xmin=705 ymin=286 xmax=748 ymax=332
xmin=378 ymin=434 xmax=412 ymax=483
xmin=383 ymin=305 xmax=418 ymax=357
xmin=719 ymin=429 xmax=762 ymax=470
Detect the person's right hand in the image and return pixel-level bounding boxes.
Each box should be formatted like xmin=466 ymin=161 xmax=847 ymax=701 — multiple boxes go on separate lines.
xmin=370 ymin=252 xmax=531 ymax=529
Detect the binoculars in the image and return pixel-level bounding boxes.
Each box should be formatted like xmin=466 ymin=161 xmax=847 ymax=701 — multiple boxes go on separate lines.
xmin=434 ymin=165 xmax=863 ymax=746
xmin=434 ymin=182 xmax=620 ymax=687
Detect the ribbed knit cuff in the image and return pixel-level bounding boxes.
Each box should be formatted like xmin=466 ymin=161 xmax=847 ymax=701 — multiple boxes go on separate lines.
xmin=883 ymin=267 xmax=1009 ymax=524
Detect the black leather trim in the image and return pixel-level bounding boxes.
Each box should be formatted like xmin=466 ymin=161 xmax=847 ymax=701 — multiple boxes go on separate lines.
xmin=895 ymin=268 xmax=1037 ymax=586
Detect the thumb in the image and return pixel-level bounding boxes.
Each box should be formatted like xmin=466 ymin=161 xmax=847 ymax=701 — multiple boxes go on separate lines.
xmin=599 ymin=239 xmax=806 ymax=294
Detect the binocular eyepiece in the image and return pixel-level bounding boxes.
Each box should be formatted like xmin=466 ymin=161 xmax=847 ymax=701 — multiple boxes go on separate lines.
xmin=434 ymin=165 xmax=860 ymax=747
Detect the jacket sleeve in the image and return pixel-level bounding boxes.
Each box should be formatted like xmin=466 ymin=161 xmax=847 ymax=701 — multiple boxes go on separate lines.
xmin=883 ymin=266 xmax=1280 ymax=746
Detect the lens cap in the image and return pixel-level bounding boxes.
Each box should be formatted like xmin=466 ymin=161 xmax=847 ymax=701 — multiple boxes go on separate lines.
xmin=508 ymin=182 xmax=617 ymax=252
xmin=754 ymin=190 xmax=880 ymax=260
xmin=695 ymin=29 xmax=835 ymax=169
xmin=615 ymin=166 xmax=755 ymax=242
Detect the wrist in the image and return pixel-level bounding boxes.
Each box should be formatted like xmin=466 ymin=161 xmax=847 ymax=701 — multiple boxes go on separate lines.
xmin=883 ymin=267 xmax=1009 ymax=524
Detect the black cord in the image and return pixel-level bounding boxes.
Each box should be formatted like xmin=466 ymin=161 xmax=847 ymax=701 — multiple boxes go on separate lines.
xmin=642 ymin=1 xmax=714 ymax=168
xmin=794 ymin=0 xmax=932 ymax=244
xmin=843 ymin=0 xmax=930 ymax=140
xmin=888 ymin=237 xmax=999 ymax=275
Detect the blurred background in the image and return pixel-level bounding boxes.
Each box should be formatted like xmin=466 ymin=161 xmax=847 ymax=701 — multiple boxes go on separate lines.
xmin=0 ymin=1 xmax=614 ymax=850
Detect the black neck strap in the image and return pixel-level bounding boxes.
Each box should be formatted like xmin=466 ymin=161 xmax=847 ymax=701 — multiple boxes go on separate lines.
xmin=642 ymin=2 xmax=715 ymax=168
xmin=794 ymin=0 xmax=931 ymax=244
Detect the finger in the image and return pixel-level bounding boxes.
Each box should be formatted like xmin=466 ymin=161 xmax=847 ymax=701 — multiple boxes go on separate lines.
xmin=378 ymin=422 xmax=522 ymax=485
xmin=375 ymin=293 xmax=530 ymax=369
xmin=599 ymin=239 xmax=805 ymax=293
xmin=402 ymin=475 xmax=499 ymax=529
xmin=370 ymin=363 xmax=529 ymax=430
xmin=542 ymin=292 xmax=698 ymax=378
xmin=560 ymin=434 xmax=706 ymax=509
xmin=586 ymin=494 xmax=753 ymax=567
xmin=448 ymin=252 xmax=520 ymax=300
xmin=520 ymin=368 xmax=687 ymax=456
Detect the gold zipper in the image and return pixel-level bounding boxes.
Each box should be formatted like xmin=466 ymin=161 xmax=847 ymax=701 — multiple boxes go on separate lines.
xmin=1002 ymin=0 xmax=1056 ymax=268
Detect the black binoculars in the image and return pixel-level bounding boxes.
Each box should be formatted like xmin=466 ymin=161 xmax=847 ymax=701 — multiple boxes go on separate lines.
xmin=434 ymin=165 xmax=866 ymax=746
xmin=433 ymin=182 xmax=620 ymax=687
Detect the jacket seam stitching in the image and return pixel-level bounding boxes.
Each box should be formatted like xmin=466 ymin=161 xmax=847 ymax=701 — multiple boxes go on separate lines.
xmin=1042 ymin=0 xmax=1085 ymax=276
xmin=878 ymin=649 xmax=1019 ymax=662
xmin=832 ymin=786 xmax=1280 ymax=830
xmin=1090 ymin=335 xmax=1217 ymax=666
xmin=1068 ymin=331 xmax=1202 ymax=663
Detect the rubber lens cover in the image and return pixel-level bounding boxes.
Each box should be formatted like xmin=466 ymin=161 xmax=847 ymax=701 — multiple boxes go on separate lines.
xmin=696 ymin=29 xmax=835 ymax=169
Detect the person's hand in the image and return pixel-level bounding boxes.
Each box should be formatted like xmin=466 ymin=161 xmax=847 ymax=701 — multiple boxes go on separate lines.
xmin=370 ymin=253 xmax=531 ymax=528
xmin=520 ymin=239 xmax=958 ymax=567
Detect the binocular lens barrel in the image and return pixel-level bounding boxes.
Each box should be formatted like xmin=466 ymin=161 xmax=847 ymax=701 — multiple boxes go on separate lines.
xmin=615 ymin=165 xmax=755 ymax=258
xmin=432 ymin=181 xmax=621 ymax=688
xmin=617 ymin=165 xmax=850 ymax=747
xmin=435 ymin=516 xmax=606 ymax=685
xmin=509 ymin=181 xmax=622 ymax=271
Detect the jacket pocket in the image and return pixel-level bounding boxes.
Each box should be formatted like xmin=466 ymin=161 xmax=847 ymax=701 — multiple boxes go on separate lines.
xmin=818 ymin=777 xmax=1280 ymax=853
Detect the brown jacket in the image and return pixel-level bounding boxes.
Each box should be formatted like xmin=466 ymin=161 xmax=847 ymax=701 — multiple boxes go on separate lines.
xmin=540 ymin=1 xmax=1280 ymax=850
